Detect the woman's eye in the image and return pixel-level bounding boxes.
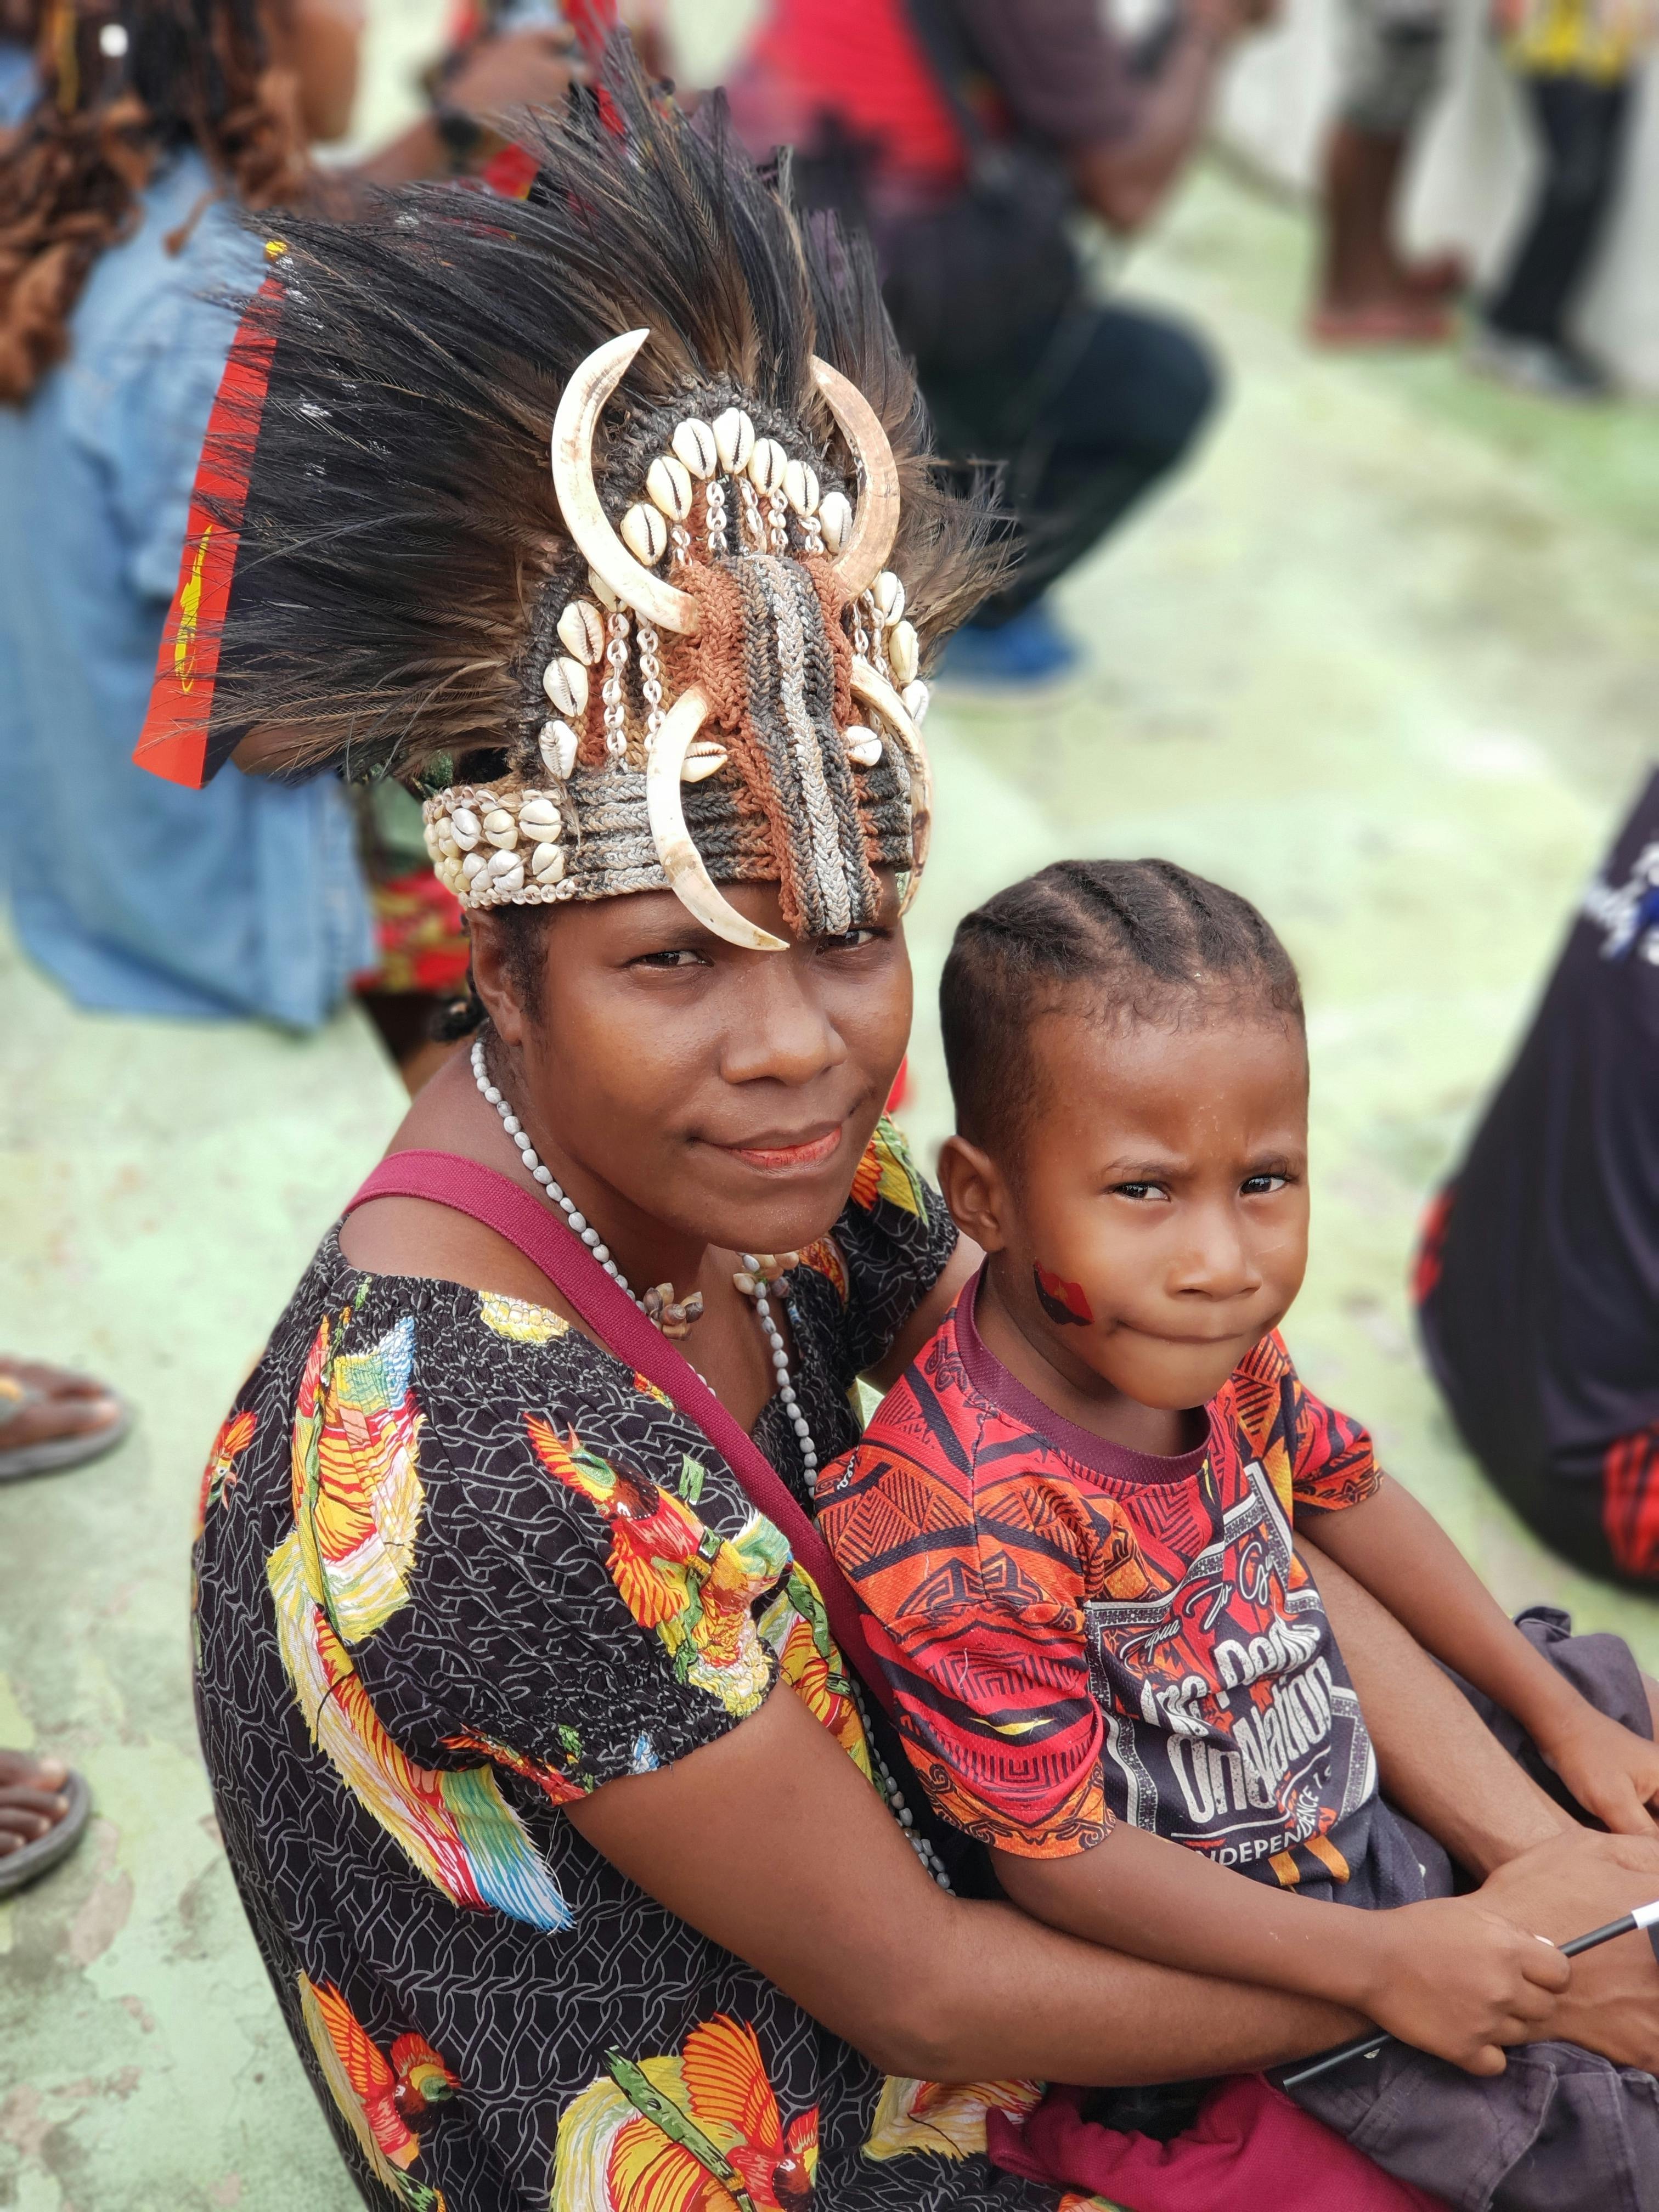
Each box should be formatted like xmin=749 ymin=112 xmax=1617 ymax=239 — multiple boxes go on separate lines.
xmin=631 ymin=947 xmax=709 ymax=970
xmin=1241 ymin=1173 xmax=1289 ymax=1196
xmin=817 ymin=927 xmax=881 ymax=954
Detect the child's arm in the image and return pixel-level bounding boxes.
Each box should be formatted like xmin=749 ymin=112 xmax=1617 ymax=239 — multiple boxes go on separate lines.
xmin=994 ymin=1820 xmax=1567 ymax=2074
xmin=1308 ymin=1475 xmax=1659 ymax=1835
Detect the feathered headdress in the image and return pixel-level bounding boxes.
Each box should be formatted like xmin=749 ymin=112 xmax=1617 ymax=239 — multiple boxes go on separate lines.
xmin=136 ymin=50 xmax=1001 ymax=947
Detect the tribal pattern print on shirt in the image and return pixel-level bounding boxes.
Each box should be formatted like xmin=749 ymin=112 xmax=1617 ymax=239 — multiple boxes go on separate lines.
xmin=820 ymin=1306 xmax=1423 ymax=1906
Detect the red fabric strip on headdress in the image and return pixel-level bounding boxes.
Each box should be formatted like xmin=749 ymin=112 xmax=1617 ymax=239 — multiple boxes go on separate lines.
xmin=133 ymin=272 xmax=281 ymax=789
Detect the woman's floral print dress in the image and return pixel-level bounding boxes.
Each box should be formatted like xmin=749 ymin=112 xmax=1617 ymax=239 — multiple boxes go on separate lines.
xmin=193 ymin=1122 xmax=1092 ymax=2212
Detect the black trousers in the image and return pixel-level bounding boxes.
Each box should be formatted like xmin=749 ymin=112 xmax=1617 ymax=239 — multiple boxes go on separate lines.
xmin=1487 ymin=73 xmax=1633 ymax=346
xmin=917 ymin=298 xmax=1220 ymax=627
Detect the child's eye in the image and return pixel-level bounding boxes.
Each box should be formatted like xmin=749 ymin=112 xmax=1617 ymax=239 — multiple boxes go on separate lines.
xmin=1109 ymin=1181 xmax=1166 ymax=1201
xmin=1241 ymin=1173 xmax=1289 ymax=1197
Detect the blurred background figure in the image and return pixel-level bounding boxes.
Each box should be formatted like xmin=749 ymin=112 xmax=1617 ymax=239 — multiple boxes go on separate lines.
xmin=1468 ymin=0 xmax=1651 ymax=397
xmin=727 ymin=0 xmax=1266 ymax=693
xmin=0 ymin=0 xmax=576 ymax=1039
xmin=1310 ymin=0 xmax=1464 ymax=344
xmin=1415 ymin=771 xmax=1659 ymax=1590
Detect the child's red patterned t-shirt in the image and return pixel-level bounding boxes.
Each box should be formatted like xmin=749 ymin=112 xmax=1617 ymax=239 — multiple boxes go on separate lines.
xmin=819 ymin=1274 xmax=1423 ymax=1904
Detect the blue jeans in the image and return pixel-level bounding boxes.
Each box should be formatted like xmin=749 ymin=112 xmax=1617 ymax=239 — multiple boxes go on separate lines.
xmin=919 ymin=297 xmax=1221 ymax=625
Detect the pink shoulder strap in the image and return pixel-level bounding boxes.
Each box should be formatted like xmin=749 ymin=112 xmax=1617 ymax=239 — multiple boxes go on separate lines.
xmin=345 ymin=1148 xmax=896 ymax=1722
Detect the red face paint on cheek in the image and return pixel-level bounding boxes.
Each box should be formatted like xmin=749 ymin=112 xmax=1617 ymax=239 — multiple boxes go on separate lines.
xmin=1033 ymin=1262 xmax=1094 ymax=1328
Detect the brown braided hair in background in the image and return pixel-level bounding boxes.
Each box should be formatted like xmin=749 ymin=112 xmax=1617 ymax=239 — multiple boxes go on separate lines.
xmin=0 ymin=0 xmax=308 ymax=403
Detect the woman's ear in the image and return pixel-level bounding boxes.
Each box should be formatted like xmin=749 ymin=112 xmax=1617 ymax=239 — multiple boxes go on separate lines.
xmin=936 ymin=1136 xmax=1009 ymax=1253
xmin=467 ymin=916 xmax=527 ymax=1047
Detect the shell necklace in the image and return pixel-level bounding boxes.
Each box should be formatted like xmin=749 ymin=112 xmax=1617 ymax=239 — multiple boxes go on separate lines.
xmin=470 ymin=1036 xmax=818 ymax=1480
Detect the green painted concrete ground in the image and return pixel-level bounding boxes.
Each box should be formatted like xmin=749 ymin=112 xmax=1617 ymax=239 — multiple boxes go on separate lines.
xmin=5 ymin=135 xmax=1659 ymax=2209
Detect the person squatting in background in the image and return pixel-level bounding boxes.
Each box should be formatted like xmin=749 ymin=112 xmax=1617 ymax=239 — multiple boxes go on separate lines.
xmin=1417 ymin=771 xmax=1659 ymax=1586
xmin=0 ymin=0 xmax=578 ymax=1029
xmin=726 ymin=0 xmax=1264 ymax=692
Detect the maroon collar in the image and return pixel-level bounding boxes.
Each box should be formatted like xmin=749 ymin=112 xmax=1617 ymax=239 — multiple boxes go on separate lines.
xmin=953 ymin=1266 xmax=1213 ymax=1487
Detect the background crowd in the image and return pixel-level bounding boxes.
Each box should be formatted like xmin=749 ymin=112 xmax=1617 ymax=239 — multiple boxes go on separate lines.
xmin=1 ymin=0 xmax=1657 ymax=2201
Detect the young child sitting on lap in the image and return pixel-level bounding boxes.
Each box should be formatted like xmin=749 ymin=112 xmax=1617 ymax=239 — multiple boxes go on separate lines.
xmin=819 ymin=858 xmax=1659 ymax=2211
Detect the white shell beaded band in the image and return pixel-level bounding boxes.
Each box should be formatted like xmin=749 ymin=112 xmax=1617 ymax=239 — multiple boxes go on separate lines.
xmin=424 ymin=330 xmax=935 ymax=946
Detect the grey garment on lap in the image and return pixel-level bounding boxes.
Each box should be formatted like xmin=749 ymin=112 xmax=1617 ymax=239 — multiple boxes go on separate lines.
xmin=1338 ymin=0 xmax=1448 ymax=136
xmin=1291 ymin=1608 xmax=1659 ymax=2211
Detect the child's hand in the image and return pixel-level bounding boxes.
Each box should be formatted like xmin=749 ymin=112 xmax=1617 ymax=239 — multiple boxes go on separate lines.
xmin=1357 ymin=1898 xmax=1570 ymax=2074
xmin=1534 ymin=1706 xmax=1659 ymax=1837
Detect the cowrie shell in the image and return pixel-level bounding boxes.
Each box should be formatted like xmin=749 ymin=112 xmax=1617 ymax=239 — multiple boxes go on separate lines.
xmin=539 ymin=719 xmax=579 ymax=781
xmin=901 ymin=679 xmax=931 ymax=726
xmin=748 ymin=438 xmax=788 ymax=496
xmin=872 ymin=571 xmax=905 ymax=625
xmin=489 ymin=861 xmax=526 ymax=896
xmin=681 ymin=745 xmax=729 ymax=783
xmin=646 ymin=454 xmax=694 ymax=522
xmin=449 ymin=806 xmax=480 ymax=850
xmin=557 ymin=600 xmax=605 ymax=665
xmin=783 ymin=458 xmax=820 ymax=516
xmin=587 ymin=567 xmax=619 ymax=612
xmin=620 ymin=502 xmax=668 ymax=565
xmin=437 ymin=833 xmax=460 ymax=863
xmin=887 ymin=619 xmax=919 ymax=685
xmin=543 ymin=657 xmax=589 ymax=718
xmin=461 ymin=849 xmax=488 ymax=882
xmin=530 ymin=842 xmax=565 ymax=883
xmin=518 ymin=795 xmax=561 ymax=833
xmin=672 ymin=419 xmax=718 ymax=478
xmin=486 ymin=845 xmax=522 ymax=879
xmin=844 ymin=726 xmax=884 ymax=768
xmin=713 ymin=407 xmax=755 ymax=473
xmin=482 ymin=808 xmax=518 ymax=850
xmin=819 ymin=489 xmax=853 ymax=552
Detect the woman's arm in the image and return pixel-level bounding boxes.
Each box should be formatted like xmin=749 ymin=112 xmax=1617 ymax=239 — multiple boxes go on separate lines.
xmin=1308 ymin=1482 xmax=1659 ymax=1835
xmin=1301 ymin=1531 xmax=1571 ymax=1875
xmin=862 ymin=1233 xmax=981 ymax=1393
xmin=568 ymin=1679 xmax=1360 ymax=2086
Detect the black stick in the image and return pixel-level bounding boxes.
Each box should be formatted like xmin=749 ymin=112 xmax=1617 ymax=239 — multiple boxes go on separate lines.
xmin=1278 ymin=1899 xmax=1659 ymax=2091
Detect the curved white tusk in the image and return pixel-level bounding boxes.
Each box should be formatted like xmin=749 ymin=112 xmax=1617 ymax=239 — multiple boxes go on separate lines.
xmin=646 ymin=687 xmax=788 ymax=951
xmin=851 ymin=658 xmax=932 ymax=917
xmin=810 ymin=357 xmax=901 ymax=604
xmin=551 ymin=331 xmax=701 ymax=636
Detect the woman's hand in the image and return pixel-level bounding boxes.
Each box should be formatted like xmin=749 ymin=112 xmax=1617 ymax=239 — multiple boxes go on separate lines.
xmin=1533 ymin=1704 xmax=1659 ymax=1836
xmin=1352 ymin=1898 xmax=1567 ymax=2075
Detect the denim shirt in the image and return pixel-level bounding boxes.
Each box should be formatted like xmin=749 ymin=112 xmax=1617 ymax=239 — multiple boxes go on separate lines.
xmin=0 ymin=146 xmax=373 ymax=1028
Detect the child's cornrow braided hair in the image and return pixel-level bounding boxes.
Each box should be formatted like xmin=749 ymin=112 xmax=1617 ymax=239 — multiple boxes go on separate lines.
xmin=940 ymin=857 xmax=1305 ymax=1154
xmin=0 ymin=0 xmax=307 ymax=405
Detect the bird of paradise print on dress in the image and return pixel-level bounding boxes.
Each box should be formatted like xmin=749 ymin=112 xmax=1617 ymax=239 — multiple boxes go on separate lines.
xmin=848 ymin=1117 xmax=928 ymax=1221
xmin=758 ymin=1568 xmax=871 ymax=1780
xmin=526 ymin=1418 xmax=788 ymax=1716
xmin=862 ymin=2076 xmax=1043 ymax=2163
xmin=553 ymin=2016 xmax=818 ymax=2212
xmin=297 ymin=1973 xmax=458 ymax=2211
xmin=269 ymin=1311 xmax=573 ymax=1931
xmin=195 ymin=1407 xmax=257 ymax=1539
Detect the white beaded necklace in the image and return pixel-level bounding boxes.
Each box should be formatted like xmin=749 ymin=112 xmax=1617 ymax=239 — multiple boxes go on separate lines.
xmin=470 ymin=1036 xmax=817 ymax=1480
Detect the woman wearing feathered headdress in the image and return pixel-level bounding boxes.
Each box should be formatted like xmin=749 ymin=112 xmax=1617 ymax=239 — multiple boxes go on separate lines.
xmin=154 ymin=54 xmax=1606 ymax=2212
